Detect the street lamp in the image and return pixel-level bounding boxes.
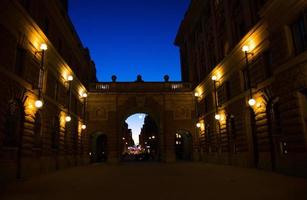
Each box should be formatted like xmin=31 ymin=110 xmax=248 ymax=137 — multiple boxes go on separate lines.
xmin=65 ymin=115 xmax=71 ymax=122
xmin=34 ymin=99 xmax=43 ymax=108
xmin=65 ymin=74 xmax=73 ymax=123
xmin=67 ymin=75 xmax=73 ymax=81
xmin=82 ymin=92 xmax=88 ymax=98
xmin=35 ymin=43 xmax=48 ymax=109
xmin=242 ymin=45 xmax=255 ymax=107
xmin=215 ymin=114 xmax=221 ymax=121
xmin=212 ymin=75 xmax=220 ymax=121
xmin=81 ymin=91 xmax=87 ymax=131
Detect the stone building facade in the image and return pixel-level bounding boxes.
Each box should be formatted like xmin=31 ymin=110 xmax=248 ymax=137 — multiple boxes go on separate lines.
xmin=175 ymin=0 xmax=307 ymax=175
xmin=0 ymin=0 xmax=96 ymax=183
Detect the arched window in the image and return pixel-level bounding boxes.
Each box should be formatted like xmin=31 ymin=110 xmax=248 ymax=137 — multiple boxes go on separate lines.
xmin=4 ymin=99 xmax=24 ymax=147
xmin=33 ymin=112 xmax=42 ymax=147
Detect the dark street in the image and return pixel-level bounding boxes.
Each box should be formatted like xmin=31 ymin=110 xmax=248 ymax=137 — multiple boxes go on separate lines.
xmin=2 ymin=163 xmax=307 ymax=200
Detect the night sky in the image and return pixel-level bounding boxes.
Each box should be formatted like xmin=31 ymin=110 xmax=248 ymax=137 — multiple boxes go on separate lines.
xmin=69 ymin=0 xmax=190 ymax=82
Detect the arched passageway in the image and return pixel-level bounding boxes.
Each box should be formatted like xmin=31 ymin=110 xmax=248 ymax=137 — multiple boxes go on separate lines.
xmin=91 ymin=133 xmax=108 ymax=162
xmin=121 ymin=113 xmax=160 ymax=162
xmin=175 ymin=130 xmax=192 ymax=161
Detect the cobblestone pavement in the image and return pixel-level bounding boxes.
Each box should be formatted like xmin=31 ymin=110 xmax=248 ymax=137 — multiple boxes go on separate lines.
xmin=1 ymin=162 xmax=307 ymax=200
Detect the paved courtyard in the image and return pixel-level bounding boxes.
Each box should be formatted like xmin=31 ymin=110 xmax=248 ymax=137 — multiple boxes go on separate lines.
xmin=1 ymin=162 xmax=307 ymax=200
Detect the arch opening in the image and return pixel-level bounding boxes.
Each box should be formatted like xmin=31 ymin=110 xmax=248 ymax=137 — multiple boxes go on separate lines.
xmin=175 ymin=130 xmax=192 ymax=161
xmin=91 ymin=133 xmax=108 ymax=163
xmin=121 ymin=113 xmax=159 ymax=162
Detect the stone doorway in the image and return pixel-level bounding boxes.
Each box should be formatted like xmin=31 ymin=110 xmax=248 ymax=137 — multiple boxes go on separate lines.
xmin=91 ymin=133 xmax=108 ymax=162
xmin=175 ymin=130 xmax=192 ymax=161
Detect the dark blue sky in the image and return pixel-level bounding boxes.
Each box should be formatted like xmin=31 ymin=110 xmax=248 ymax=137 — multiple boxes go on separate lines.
xmin=69 ymin=0 xmax=190 ymax=82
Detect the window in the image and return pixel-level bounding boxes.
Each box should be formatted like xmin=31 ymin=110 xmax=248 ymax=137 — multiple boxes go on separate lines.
xmin=43 ymin=18 xmax=50 ymax=36
xmin=291 ymin=10 xmax=307 ymax=54
xmin=20 ymin=0 xmax=31 ymax=12
xmin=15 ymin=47 xmax=26 ymax=76
xmin=217 ymin=82 xmax=230 ymax=107
xmin=232 ymin=0 xmax=247 ymax=44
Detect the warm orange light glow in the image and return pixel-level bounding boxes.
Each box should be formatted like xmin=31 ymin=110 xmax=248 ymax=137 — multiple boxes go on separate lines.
xmin=242 ymin=45 xmax=250 ymax=52
xmin=215 ymin=114 xmax=221 ymax=121
xmin=34 ymin=100 xmax=43 ymax=108
xmin=196 ymin=123 xmax=201 ymax=128
xmin=65 ymin=116 xmax=71 ymax=122
xmin=194 ymin=92 xmax=200 ymax=97
xmin=248 ymin=98 xmax=256 ymax=106
xmin=40 ymin=43 xmax=48 ymax=51
xmin=82 ymin=93 xmax=88 ymax=98
xmin=81 ymin=124 xmax=87 ymax=130
xmin=212 ymin=75 xmax=217 ymax=81
xmin=67 ymin=75 xmax=73 ymax=81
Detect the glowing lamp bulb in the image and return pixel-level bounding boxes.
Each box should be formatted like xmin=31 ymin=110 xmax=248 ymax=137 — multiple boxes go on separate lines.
xmin=65 ymin=116 xmax=71 ymax=122
xmin=40 ymin=43 xmax=48 ymax=51
xmin=196 ymin=123 xmax=201 ymax=128
xmin=34 ymin=100 xmax=43 ymax=108
xmin=215 ymin=114 xmax=221 ymax=121
xmin=82 ymin=93 xmax=88 ymax=98
xmin=211 ymin=75 xmax=217 ymax=81
xmin=67 ymin=75 xmax=73 ymax=81
xmin=81 ymin=125 xmax=87 ymax=130
xmin=248 ymin=98 xmax=256 ymax=106
xmin=194 ymin=92 xmax=199 ymax=97
xmin=242 ymin=45 xmax=249 ymax=52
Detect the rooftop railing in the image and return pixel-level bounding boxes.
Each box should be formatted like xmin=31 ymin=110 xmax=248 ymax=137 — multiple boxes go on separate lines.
xmin=89 ymin=82 xmax=192 ymax=93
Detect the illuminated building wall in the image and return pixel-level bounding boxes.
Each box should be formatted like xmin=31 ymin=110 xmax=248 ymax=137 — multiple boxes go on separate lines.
xmin=175 ymin=0 xmax=307 ymax=175
xmin=0 ymin=0 xmax=96 ymax=183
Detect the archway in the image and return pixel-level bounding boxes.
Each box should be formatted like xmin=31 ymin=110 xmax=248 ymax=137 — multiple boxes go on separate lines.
xmin=4 ymin=99 xmax=25 ymax=179
xmin=121 ymin=113 xmax=160 ymax=162
xmin=175 ymin=130 xmax=192 ymax=161
xmin=91 ymin=132 xmax=108 ymax=162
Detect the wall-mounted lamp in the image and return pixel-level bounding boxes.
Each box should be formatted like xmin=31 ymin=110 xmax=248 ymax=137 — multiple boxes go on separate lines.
xmin=194 ymin=92 xmax=200 ymax=97
xmin=81 ymin=124 xmax=87 ymax=130
xmin=67 ymin=75 xmax=73 ymax=82
xmin=196 ymin=123 xmax=201 ymax=128
xmin=65 ymin=74 xmax=73 ymax=123
xmin=35 ymin=43 xmax=48 ymax=109
xmin=82 ymin=92 xmax=88 ymax=98
xmin=212 ymin=75 xmax=220 ymax=120
xmin=211 ymin=75 xmax=218 ymax=81
xmin=242 ymin=45 xmax=255 ymax=107
xmin=81 ymin=91 xmax=88 ymax=132
xmin=34 ymin=99 xmax=43 ymax=108
xmin=65 ymin=115 xmax=71 ymax=122
xmin=40 ymin=43 xmax=48 ymax=51
xmin=248 ymin=98 xmax=256 ymax=107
